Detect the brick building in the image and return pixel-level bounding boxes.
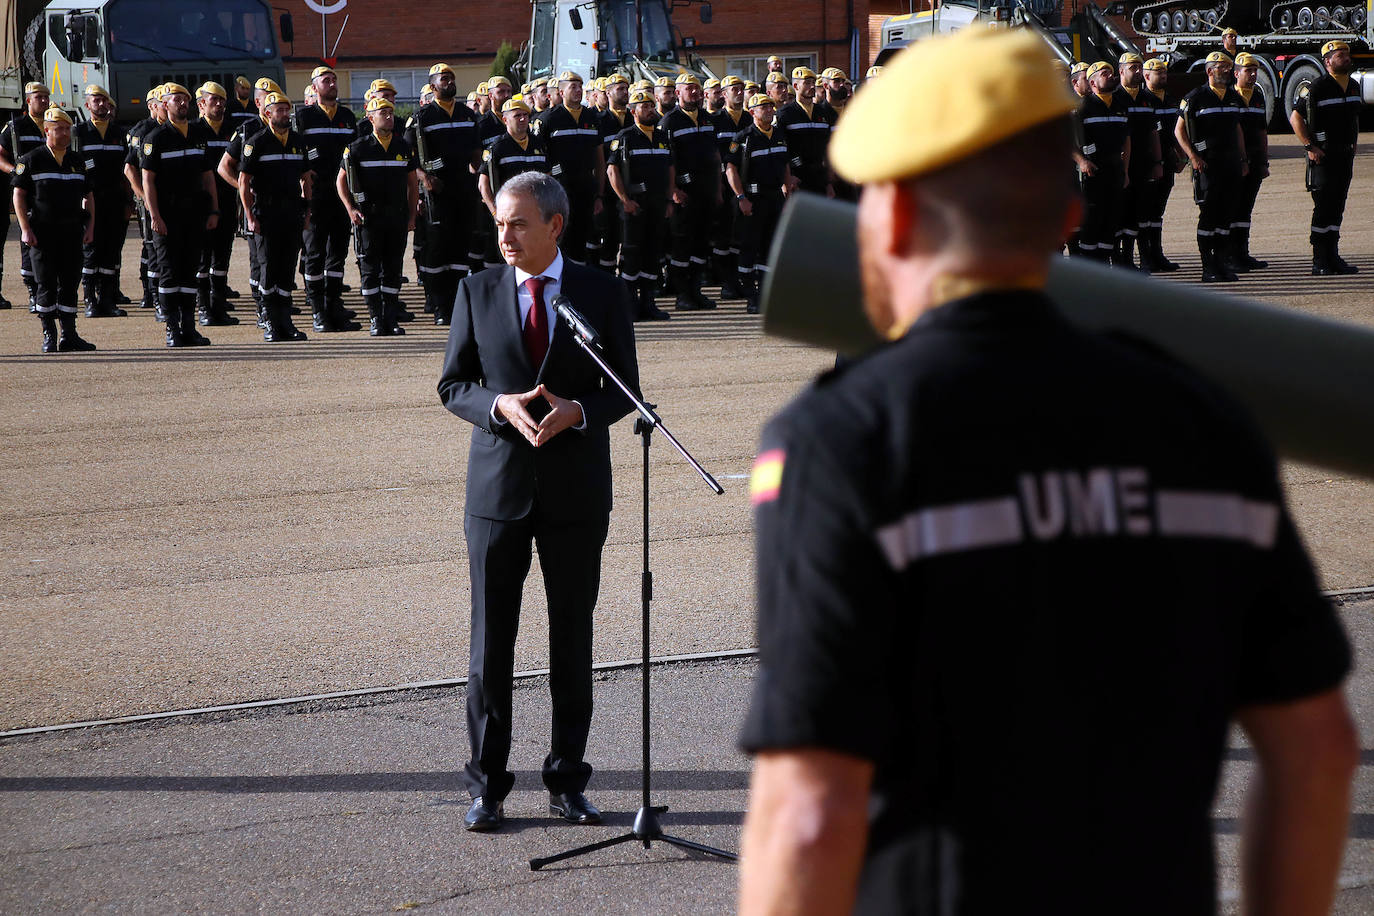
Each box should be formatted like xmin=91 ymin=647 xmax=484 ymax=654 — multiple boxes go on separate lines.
xmin=277 ymin=0 xmax=919 ymax=101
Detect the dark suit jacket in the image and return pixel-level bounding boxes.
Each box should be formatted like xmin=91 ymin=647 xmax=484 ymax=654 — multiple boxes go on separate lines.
xmin=437 ymin=261 xmax=641 ymax=522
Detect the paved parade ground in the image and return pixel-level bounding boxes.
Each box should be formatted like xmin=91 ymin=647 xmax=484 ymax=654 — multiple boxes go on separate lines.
xmin=1 ymin=135 xmax=1372 ymax=911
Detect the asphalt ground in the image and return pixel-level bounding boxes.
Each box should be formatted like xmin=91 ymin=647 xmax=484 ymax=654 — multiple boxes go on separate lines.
xmin=0 ymin=134 xmax=1371 ymax=912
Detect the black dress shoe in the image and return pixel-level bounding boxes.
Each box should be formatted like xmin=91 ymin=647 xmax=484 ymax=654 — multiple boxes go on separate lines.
xmin=464 ymin=797 xmax=503 ymax=832
xmin=549 ymin=792 xmax=602 ymax=825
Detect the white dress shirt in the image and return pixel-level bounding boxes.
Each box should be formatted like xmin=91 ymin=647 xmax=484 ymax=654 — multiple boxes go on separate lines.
xmin=491 ymin=250 xmax=585 ymax=430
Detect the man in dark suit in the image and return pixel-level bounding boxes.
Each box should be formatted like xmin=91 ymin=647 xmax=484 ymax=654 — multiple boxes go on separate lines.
xmin=437 ymin=170 xmax=640 ymax=832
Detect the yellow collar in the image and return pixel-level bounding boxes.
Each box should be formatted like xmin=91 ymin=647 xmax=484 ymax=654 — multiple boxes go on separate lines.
xmin=374 ymin=131 xmax=392 ymax=152
xmin=725 ymin=106 xmax=744 ymax=123
xmin=204 ymin=116 xmax=223 ymax=133
xmin=1150 ymin=87 xmax=1167 ymax=101
xmin=170 ymin=120 xmax=190 ymax=137
xmin=564 ymin=103 xmax=582 ymax=119
xmin=1122 ymin=85 xmax=1139 ymax=99
xmin=1210 ymin=84 xmax=1227 ymax=99
xmin=680 ymin=107 xmax=698 ymax=124
xmin=28 ymin=113 xmax=43 ymax=131
xmin=798 ymin=100 xmax=813 ymax=117
xmin=271 ymin=126 xmax=290 ymax=147
xmin=1333 ymin=74 xmax=1350 ymax=91
xmin=756 ymin=124 xmax=772 ymax=139
xmin=434 ymin=98 xmax=455 ymax=116
xmin=317 ymin=101 xmax=337 ymax=119
xmin=636 ymin=122 xmax=655 ymax=141
xmin=886 ymin=273 xmax=1049 ymax=341
xmin=50 ymin=145 xmax=66 ymax=165
xmin=1237 ymin=86 xmax=1253 ymax=103
xmin=513 ymin=133 xmax=528 ymax=149
xmin=1093 ymin=90 xmax=1114 ymax=106
xmin=92 ymin=119 xmax=109 ymax=138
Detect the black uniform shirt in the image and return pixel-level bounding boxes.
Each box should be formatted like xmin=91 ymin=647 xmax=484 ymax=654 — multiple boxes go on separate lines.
xmin=296 ymin=102 xmax=357 ymax=203
xmin=1150 ymin=88 xmax=1182 ymax=170
xmin=482 ymin=132 xmax=549 ymax=194
xmin=726 ymin=122 xmax=789 ymax=196
xmin=226 ymin=96 xmax=258 ymax=134
xmin=656 ymin=107 xmax=718 ymax=181
xmin=1296 ymin=73 xmax=1361 ymax=151
xmin=774 ymin=100 xmax=833 ymax=174
xmin=598 ymin=107 xmax=631 ymax=161
xmin=239 ymin=126 xmax=309 ymax=212
xmin=12 ymin=144 xmax=88 ymax=223
xmin=533 ymin=103 xmax=602 ymax=182
xmin=1180 ymin=85 xmax=1245 ymax=163
xmin=140 ymin=122 xmax=211 ymax=209
xmin=195 ymin=116 xmax=236 ymax=202
xmin=1118 ymin=86 xmax=1159 ymax=170
xmin=2 ymin=113 xmax=46 ymax=164
xmin=124 ymin=117 xmax=160 ymax=168
xmin=478 ymin=110 xmax=505 ymax=148
xmin=710 ymin=107 xmax=748 ymax=165
xmin=1236 ymin=86 xmax=1268 ymax=167
xmin=342 ymin=131 xmax=416 ymax=220
xmin=1078 ymin=90 xmax=1130 ymax=168
xmin=609 ymin=123 xmax=673 ymax=198
xmin=72 ymin=120 xmax=130 ymax=195
xmin=225 ymin=116 xmax=268 ymax=167
xmin=739 ymin=290 xmax=1350 ymax=915
xmin=414 ymin=99 xmax=482 ymax=185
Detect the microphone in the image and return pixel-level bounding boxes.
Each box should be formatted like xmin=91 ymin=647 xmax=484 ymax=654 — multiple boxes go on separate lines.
xmin=553 ymin=293 xmax=602 ymax=348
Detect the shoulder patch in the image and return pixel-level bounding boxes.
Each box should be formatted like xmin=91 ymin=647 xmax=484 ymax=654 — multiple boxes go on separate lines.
xmin=14 ymin=163 xmax=23 ymax=175
xmin=609 ymin=138 xmax=619 ymax=151
xmin=143 ymin=141 xmax=153 ymax=156
xmin=531 ymin=120 xmax=541 ymax=135
xmin=1298 ymin=85 xmax=1310 ymax=99
xmin=1177 ymin=99 xmax=1188 ymax=112
xmin=482 ymin=148 xmax=492 ymax=162
xmin=396 ymin=153 xmax=404 ymax=161
xmin=729 ymin=142 xmax=739 ymax=154
xmin=244 ymin=144 xmax=254 ymax=157
xmin=750 ymin=449 xmax=786 ymax=506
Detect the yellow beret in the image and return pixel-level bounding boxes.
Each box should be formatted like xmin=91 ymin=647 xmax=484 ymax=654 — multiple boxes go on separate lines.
xmin=633 ymin=79 xmax=653 ymax=91
xmin=704 ymin=78 xmax=721 ymax=89
xmin=366 ymin=96 xmax=394 ymax=112
xmin=24 ymin=82 xmax=49 ymax=96
xmin=767 ymin=55 xmax=782 ymax=64
xmin=747 ymin=92 xmax=774 ymax=109
xmin=765 ymin=71 xmax=788 ymax=84
xmin=488 ymin=75 xmax=513 ymax=89
xmin=420 ymin=86 xmax=435 ymax=99
xmin=605 ymin=73 xmax=629 ymax=86
xmin=1234 ymin=52 xmax=1260 ymax=67
xmin=1322 ymin=40 xmax=1350 ymax=56
xmin=466 ymin=91 xmax=477 ymax=101
xmin=310 ymin=66 xmax=335 ymax=80
xmin=655 ymin=76 xmax=674 ymax=87
xmin=629 ymin=89 xmax=653 ymax=105
xmin=146 ymin=85 xmax=163 ymax=102
xmin=161 ymin=82 xmax=191 ymax=98
xmin=84 ymin=83 xmax=111 ymax=99
xmin=501 ymin=97 xmax=531 ymax=114
xmin=370 ymin=78 xmax=396 ymax=94
xmin=865 ymin=65 xmax=883 ymax=78
xmin=822 ymin=67 xmax=848 ymax=81
xmin=43 ymin=107 xmax=72 ymax=125
xmin=745 ymin=80 xmax=761 ymax=92
xmin=720 ymin=75 xmax=744 ymax=87
xmin=198 ymin=81 xmax=226 ymax=99
xmin=262 ymin=91 xmax=290 ymax=107
xmin=1119 ymin=52 xmax=1143 ymax=64
xmin=476 ymin=82 xmax=490 ymax=94
xmin=557 ymin=70 xmax=582 ymax=83
xmin=1086 ymin=61 xmax=1114 ymax=77
xmin=255 ymin=78 xmax=282 ymax=94
xmin=595 ymin=77 xmax=609 ymax=90
xmin=1221 ymin=27 xmax=1238 ymax=36
xmin=1070 ymin=61 xmax=1090 ymax=74
xmin=235 ymin=75 xmax=251 ymax=88
xmin=830 ymin=28 xmax=1078 ymax=185
xmin=1205 ymin=51 xmax=1233 ymax=64
xmin=429 ymin=63 xmax=454 ymax=76
xmin=675 ymin=73 xmax=701 ymax=86
xmin=792 ymin=66 xmax=817 ymax=80
xmin=522 ymin=82 xmax=534 ymax=94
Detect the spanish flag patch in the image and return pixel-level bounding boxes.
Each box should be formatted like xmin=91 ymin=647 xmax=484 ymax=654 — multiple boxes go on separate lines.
xmin=750 ymin=449 xmax=785 ymax=505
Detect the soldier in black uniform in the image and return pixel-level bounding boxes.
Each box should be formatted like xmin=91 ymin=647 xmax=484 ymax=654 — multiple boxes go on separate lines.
xmin=240 ymin=91 xmax=310 ymax=343
xmin=1140 ymin=57 xmax=1183 ymax=271
xmin=227 ymin=76 xmax=257 ymax=134
xmin=593 ymin=73 xmax=632 ymax=273
xmin=217 ymin=77 xmax=277 ymax=326
xmin=1291 ymin=40 xmax=1362 ymax=276
xmin=653 ymin=76 xmax=676 ymax=120
xmin=478 ymin=97 xmax=550 ymax=245
xmin=1176 ymin=52 xmax=1248 ymax=282
xmin=709 ymin=75 xmax=749 ymax=298
xmin=703 ymin=78 xmax=724 ymax=115
xmin=725 ymin=93 xmax=795 ymax=315
xmin=658 ymin=73 xmax=720 ymax=311
xmin=472 ymin=75 xmax=515 ymax=275
xmin=1073 ymin=62 xmax=1130 ymax=264
xmin=355 ymin=79 xmax=397 ymax=139
xmin=533 ymin=71 xmax=605 ymax=266
xmin=12 ymin=107 xmax=96 ymax=352
xmin=764 ymin=71 xmax=790 ymax=107
xmin=73 ymin=83 xmax=131 ymax=319
xmin=1231 ymin=53 xmax=1270 ymax=272
xmin=775 ymin=67 xmax=835 ymax=197
xmin=1115 ymin=52 xmax=1162 ymax=270
xmin=738 ymin=28 xmax=1357 ymax=916
xmin=124 ymin=85 xmax=166 ymax=314
xmin=142 ymin=83 xmax=219 ymax=347
xmin=297 ymin=65 xmax=361 ymax=333
xmin=191 ymin=82 xmax=239 ymax=327
xmin=414 ymin=63 xmax=483 ymax=323
xmin=607 ymin=88 xmax=673 ymax=322
xmin=339 ymin=96 xmax=418 ymax=337
xmin=0 ymin=82 xmax=53 ymax=311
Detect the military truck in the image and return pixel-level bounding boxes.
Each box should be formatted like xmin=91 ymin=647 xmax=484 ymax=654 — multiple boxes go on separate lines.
xmin=519 ymin=0 xmax=717 ymax=86
xmin=1 ymin=0 xmax=290 ymax=122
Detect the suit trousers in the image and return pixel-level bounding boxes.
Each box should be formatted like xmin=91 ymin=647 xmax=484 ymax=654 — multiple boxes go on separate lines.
xmin=463 ymin=507 xmax=609 ymax=802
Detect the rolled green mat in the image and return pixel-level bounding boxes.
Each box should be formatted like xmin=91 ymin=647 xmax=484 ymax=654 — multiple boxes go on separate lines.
xmin=761 ymin=192 xmax=1374 ymax=478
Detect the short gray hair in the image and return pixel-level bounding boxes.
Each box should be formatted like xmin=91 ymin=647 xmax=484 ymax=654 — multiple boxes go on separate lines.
xmin=496 ymin=171 xmax=569 ymax=236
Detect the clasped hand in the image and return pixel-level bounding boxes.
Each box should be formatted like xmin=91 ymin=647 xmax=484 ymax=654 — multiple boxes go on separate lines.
xmin=496 ymin=384 xmax=582 ymax=446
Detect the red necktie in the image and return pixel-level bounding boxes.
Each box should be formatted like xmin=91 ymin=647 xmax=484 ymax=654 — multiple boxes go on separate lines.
xmin=522 ymin=276 xmax=549 ymax=369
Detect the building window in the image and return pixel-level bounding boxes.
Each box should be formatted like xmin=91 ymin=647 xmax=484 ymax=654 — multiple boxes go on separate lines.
xmin=348 ymin=68 xmax=430 ymax=101
xmin=723 ymin=54 xmax=818 ymax=84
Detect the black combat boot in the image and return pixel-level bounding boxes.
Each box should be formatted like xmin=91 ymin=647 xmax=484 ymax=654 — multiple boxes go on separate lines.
xmin=714 ymin=252 xmax=743 ymax=298
xmin=743 ymin=272 xmax=760 ymax=315
xmin=97 ymin=275 xmax=128 ymax=317
xmin=180 ymin=301 xmax=211 ymax=346
xmin=690 ymin=265 xmax=717 ymax=310
xmin=383 ymin=294 xmax=408 ymax=332
xmin=264 ymin=297 xmax=309 ymax=342
xmin=1235 ymin=229 xmax=1267 ymax=271
xmin=636 ymin=280 xmax=671 ymax=321
xmin=1330 ymin=234 xmax=1359 ymax=275
xmin=82 ymin=274 xmax=101 ymax=317
xmin=1150 ymin=228 xmax=1179 ymax=272
xmin=39 ymin=312 xmax=58 ymax=352
xmin=56 ymin=311 xmax=98 ymax=351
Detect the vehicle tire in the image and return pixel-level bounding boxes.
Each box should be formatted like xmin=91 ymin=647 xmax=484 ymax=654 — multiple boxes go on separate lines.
xmin=23 ymin=12 xmax=45 ymax=82
xmin=1281 ymin=60 xmax=1322 ymax=133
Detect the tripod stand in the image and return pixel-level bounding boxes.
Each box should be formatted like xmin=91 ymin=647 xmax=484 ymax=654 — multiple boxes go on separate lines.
xmin=529 ymin=315 xmax=736 ymax=871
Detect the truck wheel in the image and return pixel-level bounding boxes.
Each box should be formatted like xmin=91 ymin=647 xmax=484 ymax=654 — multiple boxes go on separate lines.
xmin=22 ymin=12 xmax=45 ymax=83
xmin=1281 ymin=61 xmax=1322 ymax=133
xmin=1253 ymin=63 xmax=1278 ymax=128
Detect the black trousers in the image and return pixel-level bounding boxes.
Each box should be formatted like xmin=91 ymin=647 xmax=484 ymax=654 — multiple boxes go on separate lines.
xmin=1078 ymin=166 xmax=1123 ymax=256
xmin=254 ymin=204 xmax=305 ymax=307
xmin=302 ymin=197 xmax=350 ymax=309
xmin=463 ymin=508 xmax=609 ymax=802
xmin=30 ymin=220 xmax=84 ymax=313
xmin=1144 ymin=169 xmax=1175 ymax=235
xmin=152 ymin=207 xmax=207 ymax=316
xmin=556 ymin=175 xmax=598 ymax=265
xmin=735 ymin=190 xmax=784 ymax=275
xmin=1193 ymin=158 xmax=1241 ymax=241
xmin=1120 ymin=168 xmax=1154 ymax=239
xmin=668 ymin=174 xmax=717 ymax=270
xmin=356 ymin=216 xmax=406 ymax=310
xmin=1233 ymin=167 xmax=1265 ymax=235
xmin=1309 ymin=150 xmax=1354 ymax=244
xmin=617 ymin=195 xmax=667 ymax=282
xmin=198 ymin=203 xmax=235 ymax=301
xmin=419 ymin=182 xmax=475 ymax=309
xmin=83 ymin=191 xmax=129 ymax=290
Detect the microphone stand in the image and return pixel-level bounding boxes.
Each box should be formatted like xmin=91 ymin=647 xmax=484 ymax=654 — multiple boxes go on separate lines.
xmin=529 ymin=312 xmax=735 ymax=870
